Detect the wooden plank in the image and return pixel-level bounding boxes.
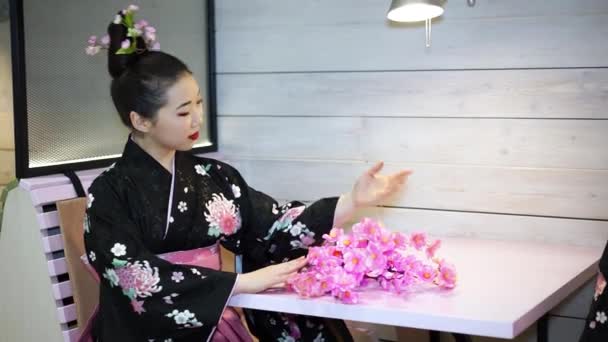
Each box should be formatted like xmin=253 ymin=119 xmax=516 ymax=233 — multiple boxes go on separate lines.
xmin=52 ymin=280 xmax=73 ymax=301
xmin=48 ymin=258 xmax=67 ymax=277
xmin=219 ymin=117 xmax=608 ymax=169
xmin=63 ymin=327 xmax=80 ymax=342
xmin=217 ymin=13 xmax=608 ymax=72
xmin=351 ymin=207 xmax=608 ymax=248
xmin=0 ymin=112 xmax=13 ymax=150
xmin=42 ymin=234 xmax=64 ymax=254
xmin=0 ymin=150 xmax=15 ymax=185
xmin=226 ymin=158 xmax=608 ymax=219
xmin=29 ymin=180 xmax=94 ymax=207
xmin=217 ymin=0 xmax=608 ymax=29
xmin=56 ymin=304 xmax=76 ymax=324
xmin=217 ymin=68 xmax=608 ymax=119
xmin=37 ymin=211 xmax=60 ymax=230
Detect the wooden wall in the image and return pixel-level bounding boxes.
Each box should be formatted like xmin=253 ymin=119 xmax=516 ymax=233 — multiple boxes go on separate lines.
xmin=214 ymin=1 xmax=608 ymax=340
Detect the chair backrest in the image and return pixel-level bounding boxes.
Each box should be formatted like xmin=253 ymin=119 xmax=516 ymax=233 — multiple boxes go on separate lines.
xmin=57 ymin=198 xmax=99 ymax=340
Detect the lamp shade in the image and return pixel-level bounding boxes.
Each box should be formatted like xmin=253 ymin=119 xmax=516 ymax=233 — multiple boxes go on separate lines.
xmin=387 ymin=0 xmax=446 ymax=22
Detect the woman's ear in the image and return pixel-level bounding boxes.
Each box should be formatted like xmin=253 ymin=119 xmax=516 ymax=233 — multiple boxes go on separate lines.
xmin=130 ymin=111 xmax=152 ymax=133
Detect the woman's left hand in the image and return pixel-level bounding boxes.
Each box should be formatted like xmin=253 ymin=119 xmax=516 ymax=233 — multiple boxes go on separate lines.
xmin=333 ymin=161 xmax=412 ymax=228
xmin=351 ymin=161 xmax=412 ymax=208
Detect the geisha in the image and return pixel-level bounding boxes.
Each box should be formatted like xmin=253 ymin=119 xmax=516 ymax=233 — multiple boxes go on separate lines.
xmin=83 ymin=5 xmax=411 ymax=341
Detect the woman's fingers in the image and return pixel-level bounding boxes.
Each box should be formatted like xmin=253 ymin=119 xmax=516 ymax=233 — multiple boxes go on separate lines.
xmin=366 ymin=161 xmax=384 ymax=177
xmin=280 ymin=256 xmax=307 ymax=274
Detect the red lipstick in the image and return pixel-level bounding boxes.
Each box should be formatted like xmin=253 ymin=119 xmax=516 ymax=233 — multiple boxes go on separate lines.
xmin=188 ymin=132 xmax=199 ymax=140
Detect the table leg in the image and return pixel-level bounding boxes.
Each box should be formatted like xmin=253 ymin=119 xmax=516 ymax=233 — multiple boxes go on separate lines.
xmin=537 ymin=314 xmax=549 ymax=342
xmin=451 ymin=333 xmax=473 ymax=342
xmin=429 ymin=330 xmax=441 ymax=342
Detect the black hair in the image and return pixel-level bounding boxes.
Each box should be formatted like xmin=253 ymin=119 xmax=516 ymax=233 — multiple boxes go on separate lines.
xmin=106 ymin=16 xmax=191 ymax=129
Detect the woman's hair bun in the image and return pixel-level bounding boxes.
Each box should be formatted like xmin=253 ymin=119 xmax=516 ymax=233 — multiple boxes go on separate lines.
xmin=106 ymin=17 xmax=146 ymax=79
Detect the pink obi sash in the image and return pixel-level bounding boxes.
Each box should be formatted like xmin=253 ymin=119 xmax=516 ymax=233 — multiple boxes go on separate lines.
xmin=79 ymin=244 xmax=252 ymax=342
xmin=158 ymin=244 xmax=252 ymax=342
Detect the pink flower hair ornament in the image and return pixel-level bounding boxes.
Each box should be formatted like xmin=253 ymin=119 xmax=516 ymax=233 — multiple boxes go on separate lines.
xmin=287 ymin=218 xmax=458 ymax=304
xmin=85 ymin=4 xmax=160 ymax=56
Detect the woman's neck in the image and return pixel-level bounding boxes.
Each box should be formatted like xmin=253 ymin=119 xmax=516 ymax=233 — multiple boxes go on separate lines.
xmin=131 ymin=134 xmax=175 ymax=173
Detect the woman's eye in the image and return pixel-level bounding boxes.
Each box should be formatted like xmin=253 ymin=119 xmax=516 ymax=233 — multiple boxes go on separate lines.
xmin=196 ymin=99 xmax=203 ymax=105
xmin=178 ymin=112 xmax=189 ymax=117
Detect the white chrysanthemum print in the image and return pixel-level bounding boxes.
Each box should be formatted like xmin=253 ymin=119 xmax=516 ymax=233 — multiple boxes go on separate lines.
xmin=89 ymin=251 xmax=96 ymax=262
xmin=115 ymin=260 xmax=163 ymax=298
xmin=177 ymin=201 xmax=188 ymax=213
xmin=169 ymin=216 xmax=174 ymax=223
xmin=166 ymin=309 xmax=203 ymax=328
xmin=163 ymin=293 xmax=179 ymax=305
xmin=194 ymin=164 xmax=208 ymax=176
xmin=596 ymin=311 xmax=607 ymax=324
xmin=231 ymin=184 xmax=241 ymax=198
xmin=87 ymin=193 xmax=95 ymax=208
xmin=290 ymin=223 xmax=303 ymax=236
xmin=313 ymin=333 xmax=326 ymax=342
xmin=111 ymin=243 xmax=127 ymax=257
xmin=171 ymin=272 xmax=184 ymax=283
xmin=184 ymin=187 xmax=188 ymax=193
xmin=590 ymin=320 xmax=597 ymax=329
xmin=191 ymin=268 xmax=201 ymax=275
xmin=205 ymin=193 xmax=241 ymax=237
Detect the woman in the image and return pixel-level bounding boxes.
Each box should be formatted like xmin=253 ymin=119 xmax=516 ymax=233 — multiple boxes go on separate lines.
xmin=579 ymin=245 xmax=608 ymax=341
xmin=84 ymin=6 xmax=411 ymax=342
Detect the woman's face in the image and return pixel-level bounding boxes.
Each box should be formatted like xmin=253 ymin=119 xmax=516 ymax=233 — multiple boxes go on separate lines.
xmin=145 ymin=73 xmax=204 ymax=151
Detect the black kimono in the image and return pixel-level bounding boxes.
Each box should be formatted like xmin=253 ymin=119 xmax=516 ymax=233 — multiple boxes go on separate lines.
xmin=84 ymin=138 xmax=352 ymax=341
xmin=580 ymin=242 xmax=608 ymax=342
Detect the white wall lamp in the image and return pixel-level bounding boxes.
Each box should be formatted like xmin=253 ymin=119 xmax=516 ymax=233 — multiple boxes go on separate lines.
xmin=387 ymin=0 xmax=447 ymax=47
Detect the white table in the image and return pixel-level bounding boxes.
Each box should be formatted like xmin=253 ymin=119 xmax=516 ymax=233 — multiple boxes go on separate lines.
xmin=229 ymin=238 xmax=603 ymax=340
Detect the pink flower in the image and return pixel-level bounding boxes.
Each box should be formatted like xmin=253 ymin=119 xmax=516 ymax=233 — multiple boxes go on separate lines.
xmin=392 ymin=232 xmax=407 ymax=249
xmin=85 ymin=46 xmax=101 ymax=56
xmin=352 ymin=218 xmax=381 ymax=241
xmin=144 ymin=31 xmax=156 ymax=43
xmin=100 ymin=35 xmax=110 ymax=47
xmin=115 ymin=260 xmax=162 ymax=298
xmin=287 ymin=317 xmax=301 ymax=339
xmin=364 ymin=243 xmax=387 ymax=272
xmin=343 ymin=250 xmax=366 ymax=274
xmin=410 ymin=232 xmax=427 ymax=250
xmin=426 ymin=239 xmax=442 ymax=258
xmin=205 ymin=193 xmax=242 ymax=236
xmin=150 ymin=42 xmax=161 ymax=51
xmin=300 ymin=233 xmax=316 ymax=247
xmin=438 ymin=261 xmax=457 ymax=288
xmin=135 ymin=19 xmax=149 ymax=29
xmin=130 ymin=300 xmax=146 ymax=314
xmin=322 ymin=227 xmax=343 ymax=243
xmin=287 ymin=218 xmax=456 ymax=303
xmin=378 ymin=230 xmax=396 ymax=251
xmin=121 ymin=39 xmax=131 ymax=49
xmin=337 ymin=233 xmax=354 ymax=249
xmin=334 ymin=289 xmax=359 ymax=304
xmin=417 ymin=265 xmax=437 ymax=283
xmin=87 ymin=35 xmax=97 ymax=45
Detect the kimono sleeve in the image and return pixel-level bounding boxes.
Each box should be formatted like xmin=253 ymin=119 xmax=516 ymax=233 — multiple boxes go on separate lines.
xmin=211 ymin=160 xmax=338 ymax=264
xmin=83 ymin=175 xmax=238 ymax=338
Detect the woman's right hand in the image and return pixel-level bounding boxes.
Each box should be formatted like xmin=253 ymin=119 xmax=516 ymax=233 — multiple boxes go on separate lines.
xmin=233 ymin=256 xmax=307 ymax=294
